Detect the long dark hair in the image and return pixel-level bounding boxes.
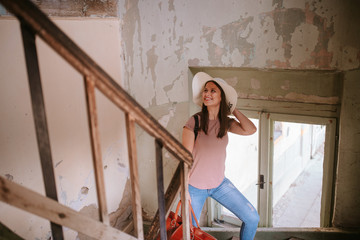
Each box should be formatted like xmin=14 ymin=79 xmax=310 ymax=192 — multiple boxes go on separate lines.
xmin=200 ymin=80 xmax=230 ymax=138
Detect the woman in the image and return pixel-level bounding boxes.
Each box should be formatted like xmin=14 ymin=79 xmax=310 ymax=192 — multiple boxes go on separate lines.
xmin=182 ymin=72 xmax=259 ymax=240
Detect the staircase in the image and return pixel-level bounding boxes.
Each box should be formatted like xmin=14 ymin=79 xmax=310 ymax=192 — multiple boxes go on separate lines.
xmin=3 ymin=2 xmax=360 ymax=240
xmin=0 ymin=0 xmax=193 ymax=239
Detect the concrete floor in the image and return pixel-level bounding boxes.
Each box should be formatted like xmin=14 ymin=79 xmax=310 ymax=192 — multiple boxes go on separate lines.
xmin=204 ymin=226 xmax=360 ymax=240
xmin=203 ymin=151 xmax=360 ymax=239
xmin=272 ymin=156 xmax=323 ymax=227
xmin=197 ymin=154 xmax=360 ymax=239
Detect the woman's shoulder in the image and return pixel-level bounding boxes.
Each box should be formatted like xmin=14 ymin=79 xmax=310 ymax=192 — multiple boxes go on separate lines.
xmin=193 ymin=112 xmax=201 ymax=118
xmin=184 ymin=112 xmax=201 ymax=129
xmin=185 ymin=112 xmax=200 ymax=128
xmin=189 ymin=112 xmax=201 ymax=122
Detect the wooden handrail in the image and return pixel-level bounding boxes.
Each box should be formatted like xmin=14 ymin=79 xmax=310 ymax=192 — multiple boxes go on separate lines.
xmin=0 ymin=0 xmax=193 ymax=239
xmin=0 ymin=176 xmax=137 ymax=240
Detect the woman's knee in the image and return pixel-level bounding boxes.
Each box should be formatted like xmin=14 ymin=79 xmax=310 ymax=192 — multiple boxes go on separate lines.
xmin=241 ymin=207 xmax=259 ymax=226
xmin=237 ymin=208 xmax=259 ymax=227
xmin=249 ymin=211 xmax=260 ymax=225
xmin=243 ymin=202 xmax=259 ymax=225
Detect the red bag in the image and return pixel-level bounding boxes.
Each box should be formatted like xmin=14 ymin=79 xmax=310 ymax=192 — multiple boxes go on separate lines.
xmin=158 ymin=201 xmax=217 ymax=240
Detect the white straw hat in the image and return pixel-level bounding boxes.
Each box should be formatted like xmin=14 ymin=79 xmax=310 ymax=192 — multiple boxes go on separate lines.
xmin=192 ymin=72 xmax=237 ymax=113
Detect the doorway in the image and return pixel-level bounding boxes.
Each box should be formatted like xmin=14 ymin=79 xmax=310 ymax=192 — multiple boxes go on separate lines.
xmin=213 ymin=111 xmax=336 ymax=228
xmin=271 ymin=121 xmax=325 ymax=227
xmin=220 ymin=117 xmax=259 ymax=226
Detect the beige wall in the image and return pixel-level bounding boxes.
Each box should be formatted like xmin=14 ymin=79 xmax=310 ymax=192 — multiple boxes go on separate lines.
xmin=0 ymin=18 xmax=127 ymax=239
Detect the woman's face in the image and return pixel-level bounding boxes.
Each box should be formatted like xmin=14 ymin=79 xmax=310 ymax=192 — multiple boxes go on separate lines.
xmin=202 ymin=81 xmax=222 ymax=108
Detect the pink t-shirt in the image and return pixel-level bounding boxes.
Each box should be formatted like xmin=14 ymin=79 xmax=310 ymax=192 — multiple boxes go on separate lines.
xmin=184 ymin=115 xmax=234 ymax=189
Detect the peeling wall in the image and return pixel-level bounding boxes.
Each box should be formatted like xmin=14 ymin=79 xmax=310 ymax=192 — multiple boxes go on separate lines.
xmin=1 ymin=0 xmax=119 ymax=17
xmin=118 ymin=0 xmax=360 ymax=227
xmin=0 ymin=18 xmax=127 ymax=239
xmin=191 ymin=67 xmax=342 ymax=105
xmin=119 ymin=0 xmax=360 ymax=111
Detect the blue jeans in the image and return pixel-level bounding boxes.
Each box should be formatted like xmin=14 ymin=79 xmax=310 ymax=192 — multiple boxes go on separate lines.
xmin=189 ymin=178 xmax=259 ymax=240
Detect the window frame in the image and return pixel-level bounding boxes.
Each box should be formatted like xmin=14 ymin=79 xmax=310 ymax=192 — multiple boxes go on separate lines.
xmin=210 ymin=107 xmax=337 ymax=228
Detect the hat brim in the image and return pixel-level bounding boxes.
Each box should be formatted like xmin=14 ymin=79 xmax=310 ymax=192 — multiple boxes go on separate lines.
xmin=192 ymin=72 xmax=237 ymax=113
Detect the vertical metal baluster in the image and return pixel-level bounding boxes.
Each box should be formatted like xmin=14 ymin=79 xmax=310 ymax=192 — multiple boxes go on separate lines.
xmin=155 ymin=140 xmax=167 ymax=240
xmin=20 ymin=22 xmax=64 ymax=240
xmin=145 ymin=163 xmax=181 ymax=240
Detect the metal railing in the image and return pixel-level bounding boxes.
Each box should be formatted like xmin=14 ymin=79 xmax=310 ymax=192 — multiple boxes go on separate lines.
xmin=0 ymin=0 xmax=192 ymax=239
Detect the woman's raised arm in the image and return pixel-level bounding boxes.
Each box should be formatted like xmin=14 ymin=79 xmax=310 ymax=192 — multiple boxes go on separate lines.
xmin=229 ymin=108 xmax=257 ymax=136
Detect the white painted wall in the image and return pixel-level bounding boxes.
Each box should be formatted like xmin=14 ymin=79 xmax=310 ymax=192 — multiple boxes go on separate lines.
xmin=0 ymin=18 xmax=128 ymax=239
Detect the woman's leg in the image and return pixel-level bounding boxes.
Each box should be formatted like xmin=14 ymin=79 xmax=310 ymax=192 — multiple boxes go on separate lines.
xmin=188 ymin=184 xmax=209 ymax=227
xmin=210 ymin=178 xmax=259 ymax=240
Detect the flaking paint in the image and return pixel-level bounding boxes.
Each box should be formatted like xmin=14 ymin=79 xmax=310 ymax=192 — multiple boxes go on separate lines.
xmin=118 ymin=1 xmax=359 ymax=224
xmin=119 ymin=0 xmax=359 ymax=112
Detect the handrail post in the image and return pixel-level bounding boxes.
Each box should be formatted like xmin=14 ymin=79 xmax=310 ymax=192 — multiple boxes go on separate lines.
xmin=180 ymin=162 xmax=190 ymax=240
xmin=155 ymin=139 xmax=167 ymax=240
xmin=84 ymin=76 xmax=109 ymax=224
xmin=20 ymin=21 xmax=64 ymax=240
xmin=126 ymin=114 xmax=144 ymax=239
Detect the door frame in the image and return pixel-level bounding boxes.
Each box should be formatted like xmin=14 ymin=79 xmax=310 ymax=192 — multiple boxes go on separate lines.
xmin=259 ymin=112 xmax=337 ymax=227
xmin=212 ymin=111 xmax=337 ymax=228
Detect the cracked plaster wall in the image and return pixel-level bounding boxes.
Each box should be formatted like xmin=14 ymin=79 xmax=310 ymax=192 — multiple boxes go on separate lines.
xmin=1 ymin=0 xmax=119 ymax=17
xmin=119 ymin=0 xmax=360 ymax=107
xmin=119 ymin=0 xmax=360 ymax=227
